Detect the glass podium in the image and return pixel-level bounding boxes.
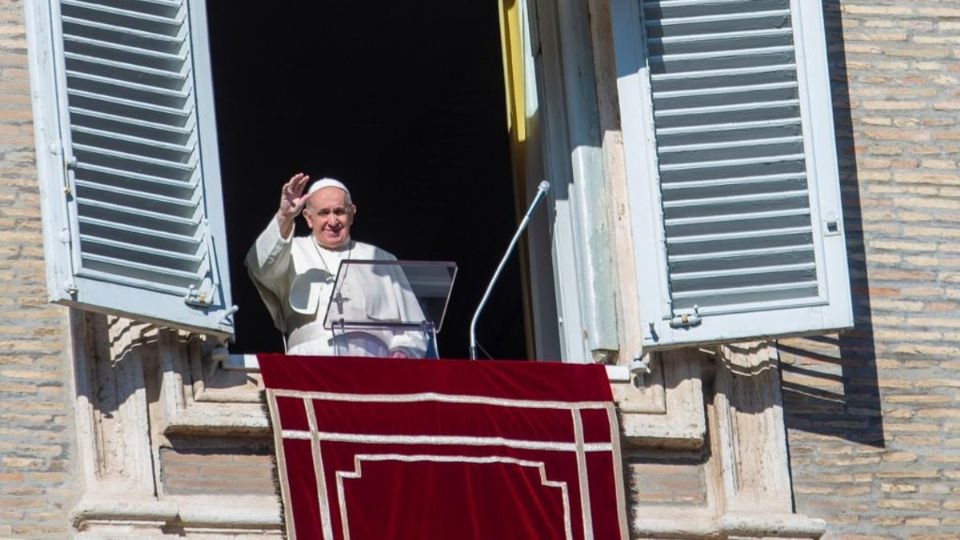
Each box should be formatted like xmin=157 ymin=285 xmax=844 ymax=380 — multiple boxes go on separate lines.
xmin=322 ymin=260 xmax=457 ymax=359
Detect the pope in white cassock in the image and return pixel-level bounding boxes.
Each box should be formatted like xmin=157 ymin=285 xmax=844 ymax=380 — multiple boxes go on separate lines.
xmin=245 ymin=174 xmax=428 ymax=358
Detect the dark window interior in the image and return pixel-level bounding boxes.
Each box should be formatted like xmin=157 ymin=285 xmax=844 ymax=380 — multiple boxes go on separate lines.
xmin=207 ymin=1 xmax=527 ymax=359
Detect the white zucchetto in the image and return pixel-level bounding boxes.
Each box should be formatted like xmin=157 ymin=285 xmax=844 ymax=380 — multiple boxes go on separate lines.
xmin=306 ymin=177 xmax=351 ymax=198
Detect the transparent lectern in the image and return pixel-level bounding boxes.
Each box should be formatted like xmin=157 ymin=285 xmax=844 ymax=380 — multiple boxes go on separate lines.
xmin=322 ymin=260 xmax=457 ymax=359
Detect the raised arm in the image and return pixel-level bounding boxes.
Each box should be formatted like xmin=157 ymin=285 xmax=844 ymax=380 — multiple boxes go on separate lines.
xmin=245 ymin=173 xmax=313 ymax=331
xmin=276 ymin=172 xmax=311 ymax=239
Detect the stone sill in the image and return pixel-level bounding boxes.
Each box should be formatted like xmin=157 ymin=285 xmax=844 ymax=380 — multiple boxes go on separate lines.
xmin=222 ymin=353 xmax=633 ymax=381
xmin=164 ymin=408 xmax=271 ymax=436
xmin=72 ymin=494 xmax=282 ymax=535
xmin=633 ymin=510 xmax=826 ymax=539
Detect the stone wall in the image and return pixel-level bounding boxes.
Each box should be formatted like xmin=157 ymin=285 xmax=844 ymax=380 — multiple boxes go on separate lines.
xmin=0 ymin=1 xmax=77 ymax=537
xmin=781 ymin=1 xmax=960 ymax=538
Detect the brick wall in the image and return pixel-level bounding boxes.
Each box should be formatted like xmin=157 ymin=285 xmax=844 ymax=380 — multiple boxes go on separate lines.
xmin=0 ymin=1 xmax=77 ymax=538
xmin=160 ymin=447 xmax=277 ymax=496
xmin=782 ymin=1 xmax=960 ymax=538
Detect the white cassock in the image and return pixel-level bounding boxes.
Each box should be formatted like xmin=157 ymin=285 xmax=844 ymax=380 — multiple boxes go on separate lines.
xmin=245 ymin=217 xmax=428 ymax=357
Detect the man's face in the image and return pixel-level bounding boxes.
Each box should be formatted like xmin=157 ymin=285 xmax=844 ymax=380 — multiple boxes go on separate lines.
xmin=303 ymin=187 xmax=356 ymax=249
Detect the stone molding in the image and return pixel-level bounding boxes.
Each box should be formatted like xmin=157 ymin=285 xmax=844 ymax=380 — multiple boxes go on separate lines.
xmin=67 ymin=311 xmax=823 ymax=538
xmin=626 ymin=342 xmax=826 ymax=539
xmin=614 ymin=349 xmax=707 ymax=448
xmin=68 ymin=312 xmax=281 ymax=537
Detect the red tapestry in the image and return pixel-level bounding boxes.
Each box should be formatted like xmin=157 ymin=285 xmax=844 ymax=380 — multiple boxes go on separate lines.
xmin=259 ymin=354 xmax=628 ymax=540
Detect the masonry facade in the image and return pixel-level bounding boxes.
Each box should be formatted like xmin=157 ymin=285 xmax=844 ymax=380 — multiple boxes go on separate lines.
xmin=780 ymin=1 xmax=960 ymax=536
xmin=0 ymin=1 xmax=77 ymax=536
xmin=0 ymin=0 xmax=958 ymax=538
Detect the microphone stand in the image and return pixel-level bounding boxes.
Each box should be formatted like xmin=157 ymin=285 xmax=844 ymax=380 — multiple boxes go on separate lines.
xmin=470 ymin=181 xmax=551 ymax=360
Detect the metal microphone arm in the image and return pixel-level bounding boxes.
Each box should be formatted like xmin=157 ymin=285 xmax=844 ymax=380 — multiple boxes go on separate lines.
xmin=469 ymin=181 xmax=551 ymax=360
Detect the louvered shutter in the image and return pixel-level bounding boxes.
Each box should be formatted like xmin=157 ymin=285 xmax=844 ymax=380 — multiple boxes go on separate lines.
xmin=27 ymin=0 xmax=234 ymax=336
xmin=611 ymin=0 xmax=852 ymax=349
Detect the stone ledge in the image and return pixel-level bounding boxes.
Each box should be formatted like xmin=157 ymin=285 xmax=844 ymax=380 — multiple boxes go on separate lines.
xmin=720 ymin=512 xmax=826 ymax=538
xmin=163 ymin=408 xmax=271 ymax=437
xmin=619 ymin=410 xmax=705 ymax=449
xmin=71 ymin=494 xmax=282 ymax=537
xmin=632 ymin=510 xmax=826 ymax=539
xmin=71 ymin=495 xmax=179 ymax=533
xmin=166 ymin=494 xmax=282 ymax=530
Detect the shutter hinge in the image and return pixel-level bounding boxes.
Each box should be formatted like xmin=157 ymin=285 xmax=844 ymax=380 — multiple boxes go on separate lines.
xmin=669 ymin=305 xmax=702 ymax=328
xmin=63 ymin=156 xmax=77 ymax=197
xmin=58 ymin=228 xmax=77 ymax=294
xmin=184 ymin=278 xmax=214 ymax=306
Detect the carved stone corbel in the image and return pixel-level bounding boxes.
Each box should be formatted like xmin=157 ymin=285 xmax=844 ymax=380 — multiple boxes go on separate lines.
xmin=68 ymin=311 xmax=168 ymax=535
xmin=707 ymin=341 xmax=826 ymax=539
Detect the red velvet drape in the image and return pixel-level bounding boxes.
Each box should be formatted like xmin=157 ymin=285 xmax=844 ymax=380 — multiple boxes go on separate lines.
xmin=260 ymin=354 xmax=627 ymax=540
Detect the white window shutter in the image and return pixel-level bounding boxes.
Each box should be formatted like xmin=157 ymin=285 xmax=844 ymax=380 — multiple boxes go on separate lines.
xmin=611 ymin=0 xmax=852 ymax=349
xmin=26 ymin=0 xmax=235 ymax=336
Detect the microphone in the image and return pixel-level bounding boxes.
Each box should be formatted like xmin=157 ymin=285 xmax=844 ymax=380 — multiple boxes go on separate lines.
xmin=469 ymin=181 xmax=551 ymax=360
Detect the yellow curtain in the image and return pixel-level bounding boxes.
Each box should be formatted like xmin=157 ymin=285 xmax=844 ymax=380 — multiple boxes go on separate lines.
xmin=497 ymin=0 xmax=536 ymax=357
xmin=497 ymin=0 xmax=526 ymax=181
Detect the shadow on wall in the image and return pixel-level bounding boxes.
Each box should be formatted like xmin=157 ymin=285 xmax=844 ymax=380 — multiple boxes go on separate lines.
xmin=777 ymin=0 xmax=884 ymax=448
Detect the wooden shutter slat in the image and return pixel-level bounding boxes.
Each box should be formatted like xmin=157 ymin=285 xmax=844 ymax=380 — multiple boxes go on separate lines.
xmin=663 ymin=189 xmax=808 ymax=209
xmin=76 ymin=197 xmax=199 ymax=227
xmin=73 ymin=125 xmax=194 ymax=155
xmin=671 ymin=281 xmax=819 ymax=308
xmin=645 ymin=10 xmax=789 ymax=28
xmin=670 ymin=243 xmax=813 ymax=263
xmin=661 ymin=172 xmax=805 ymax=190
xmin=666 ymin=224 xmax=811 ymax=244
xmin=658 ymin=118 xmax=799 ymax=136
xmin=660 ymin=135 xmax=802 ymax=154
xmin=655 ymin=99 xmax=799 ymax=118
xmin=80 ymin=235 xmax=203 ymax=265
xmin=70 ymin=107 xmax=193 ymax=137
xmin=62 ymin=0 xmax=185 ymax=26
xmin=652 ymin=63 xmax=795 ymax=82
xmin=77 ymin=269 xmax=191 ymax=296
xmin=652 ymin=44 xmax=795 ymax=65
xmin=63 ymin=34 xmax=185 ymax=61
xmin=82 ymin=253 xmax=202 ymax=282
xmin=660 ymin=153 xmax=804 ymax=172
xmin=76 ymin=163 xmax=198 ymax=194
xmin=75 ymin=179 xmax=199 ymax=209
xmin=62 ymin=16 xmax=185 ymax=45
xmin=64 ymin=52 xmax=189 ymax=82
xmin=78 ymin=253 xmax=202 ymax=294
xmin=73 ymin=143 xmax=196 ymax=170
xmin=673 ymin=261 xmax=815 ymax=280
xmin=69 ymin=90 xmax=192 ymax=120
xmin=650 ymin=27 xmax=792 ymax=46
xmin=656 ymin=81 xmax=797 ymax=100
xmin=79 ymin=215 xmax=201 ymax=244
xmin=75 ymin=186 xmax=200 ymax=223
